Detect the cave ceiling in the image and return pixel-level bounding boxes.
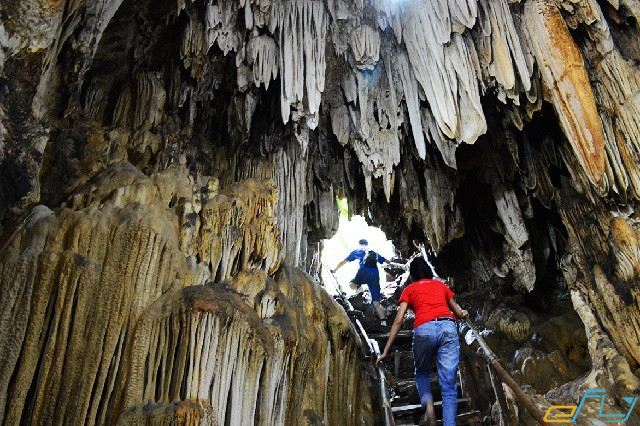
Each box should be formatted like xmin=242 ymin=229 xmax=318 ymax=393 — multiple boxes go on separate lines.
xmin=1 ymin=0 xmax=640 ymax=423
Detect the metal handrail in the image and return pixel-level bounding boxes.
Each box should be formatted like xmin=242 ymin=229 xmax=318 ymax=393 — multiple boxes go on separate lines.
xmin=463 ymin=317 xmax=549 ymax=425
xmin=322 ymin=251 xmax=547 ymax=425
xmin=411 ymin=241 xmax=549 ymax=425
xmin=321 ymin=262 xmax=395 ymax=426
xmin=370 ymin=339 xmax=395 ymax=426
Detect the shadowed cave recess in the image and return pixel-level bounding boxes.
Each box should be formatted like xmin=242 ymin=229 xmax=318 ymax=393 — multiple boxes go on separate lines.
xmin=1 ymin=0 xmax=640 ymax=424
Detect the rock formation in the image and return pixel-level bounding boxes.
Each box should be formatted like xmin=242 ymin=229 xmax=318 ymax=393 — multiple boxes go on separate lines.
xmin=0 ymin=163 xmax=372 ymax=424
xmin=1 ymin=0 xmax=640 ymax=423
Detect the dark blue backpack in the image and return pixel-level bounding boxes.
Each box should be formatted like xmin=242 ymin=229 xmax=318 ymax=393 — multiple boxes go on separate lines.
xmin=363 ymin=250 xmax=378 ymax=267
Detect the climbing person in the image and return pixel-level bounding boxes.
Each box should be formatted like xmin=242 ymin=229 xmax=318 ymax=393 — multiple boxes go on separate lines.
xmin=331 ymin=239 xmax=390 ymax=325
xmin=376 ymin=257 xmax=468 ymax=426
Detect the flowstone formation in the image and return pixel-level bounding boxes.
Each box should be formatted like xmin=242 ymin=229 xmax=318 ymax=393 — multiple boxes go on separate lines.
xmin=1 ymin=0 xmax=640 ymax=423
xmin=0 ymin=163 xmax=372 ymax=424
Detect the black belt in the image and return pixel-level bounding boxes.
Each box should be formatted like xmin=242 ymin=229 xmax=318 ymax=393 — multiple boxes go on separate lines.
xmin=432 ymin=317 xmax=454 ymax=322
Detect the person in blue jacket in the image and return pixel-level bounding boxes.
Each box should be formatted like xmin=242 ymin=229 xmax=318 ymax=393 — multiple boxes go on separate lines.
xmin=332 ymin=239 xmax=390 ymax=325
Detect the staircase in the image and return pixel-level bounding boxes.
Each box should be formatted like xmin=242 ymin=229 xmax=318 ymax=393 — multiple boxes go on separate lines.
xmin=367 ymin=329 xmax=482 ymax=425
xmin=324 ymin=264 xmax=482 ymax=425
xmin=327 ymin=268 xmax=547 ymax=425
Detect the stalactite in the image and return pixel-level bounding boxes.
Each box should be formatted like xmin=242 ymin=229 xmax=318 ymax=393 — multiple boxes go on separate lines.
xmin=330 ymin=105 xmax=350 ymax=145
xmin=247 ymin=34 xmax=279 ymax=89
xmin=231 ymin=138 xmax=310 ymax=267
xmin=524 ymin=0 xmax=606 ymax=188
xmin=182 ymin=18 xmax=206 ymax=74
xmin=349 ymin=25 xmax=380 ymax=70
xmin=421 ymin=107 xmax=457 ymax=169
xmin=396 ymin=51 xmax=426 ymax=159
xmin=271 ymin=0 xmax=327 ymax=128
xmin=448 ymin=33 xmax=487 ymax=144
xmin=402 ymin=1 xmax=486 ymax=146
xmin=402 ymin=1 xmax=457 ymax=139
xmin=574 ymin=0 xmax=640 ymax=199
xmin=371 ymin=0 xmax=403 ymax=42
xmin=422 ymin=154 xmax=464 ymax=252
xmin=206 ymin=0 xmax=242 ymax=55
xmin=477 ymin=0 xmax=531 ymax=97
xmin=349 ymin=60 xmax=401 ymax=202
xmin=112 ymin=73 xmax=167 ymax=130
xmin=197 ymin=179 xmax=282 ymax=280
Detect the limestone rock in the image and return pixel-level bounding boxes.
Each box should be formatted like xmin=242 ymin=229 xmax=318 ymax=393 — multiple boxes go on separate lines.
xmin=2 ymin=0 xmax=640 ymax=421
xmin=524 ymin=0 xmax=606 ymax=187
xmin=0 ymin=162 xmax=370 ymax=424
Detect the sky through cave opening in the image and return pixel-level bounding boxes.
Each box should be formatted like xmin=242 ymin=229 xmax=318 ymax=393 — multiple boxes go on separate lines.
xmin=321 ymin=197 xmax=395 ymax=298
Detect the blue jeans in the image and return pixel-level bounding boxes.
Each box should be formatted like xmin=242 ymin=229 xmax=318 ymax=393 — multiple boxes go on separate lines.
xmin=412 ymin=320 xmax=460 ymax=426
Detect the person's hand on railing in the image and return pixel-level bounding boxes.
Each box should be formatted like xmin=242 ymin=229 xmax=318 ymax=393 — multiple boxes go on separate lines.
xmin=461 ymin=309 xmax=469 ymax=318
xmin=375 ymin=351 xmax=389 ymax=368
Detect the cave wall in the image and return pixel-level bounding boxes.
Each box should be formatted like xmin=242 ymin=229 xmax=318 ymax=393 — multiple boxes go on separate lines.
xmin=0 ymin=162 xmax=373 ymax=424
xmin=1 ymin=0 xmax=640 ymax=422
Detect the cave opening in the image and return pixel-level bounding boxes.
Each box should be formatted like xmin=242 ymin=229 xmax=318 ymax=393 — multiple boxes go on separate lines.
xmin=320 ymin=197 xmax=395 ymax=298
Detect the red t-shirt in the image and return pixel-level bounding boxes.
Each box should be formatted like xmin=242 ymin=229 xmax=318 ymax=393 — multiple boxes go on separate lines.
xmin=398 ymin=279 xmax=455 ymax=328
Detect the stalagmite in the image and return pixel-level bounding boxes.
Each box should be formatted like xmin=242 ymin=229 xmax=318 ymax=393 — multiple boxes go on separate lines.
xmin=0 ymin=162 xmax=371 ymax=425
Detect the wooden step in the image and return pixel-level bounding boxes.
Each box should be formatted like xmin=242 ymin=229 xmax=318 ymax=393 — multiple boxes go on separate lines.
xmin=392 ymin=376 xmax=463 ymax=405
xmin=395 ymin=377 xmax=439 ymax=388
xmin=368 ymin=330 xmax=413 ymax=341
xmin=368 ymin=330 xmax=413 ymax=346
xmin=391 ymin=398 xmax=470 ymax=417
xmin=394 ymin=411 xmax=482 ymax=426
xmin=391 ymin=388 xmax=462 ymax=407
xmin=435 ymin=410 xmax=482 ymax=425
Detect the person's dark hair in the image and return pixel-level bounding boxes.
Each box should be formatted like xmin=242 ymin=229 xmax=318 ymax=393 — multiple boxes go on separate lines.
xmin=409 ymin=257 xmax=433 ymax=281
xmin=358 ymin=239 xmax=368 ymax=246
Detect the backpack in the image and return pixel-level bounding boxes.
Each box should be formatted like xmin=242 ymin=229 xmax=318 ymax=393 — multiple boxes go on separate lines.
xmin=363 ymin=250 xmax=378 ymax=267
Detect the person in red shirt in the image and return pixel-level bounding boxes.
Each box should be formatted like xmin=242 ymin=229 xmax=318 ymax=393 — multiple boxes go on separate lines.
xmin=376 ymin=257 xmax=468 ymax=426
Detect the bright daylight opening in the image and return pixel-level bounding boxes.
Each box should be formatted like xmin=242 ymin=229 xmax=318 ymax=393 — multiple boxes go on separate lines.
xmin=321 ymin=198 xmax=395 ymax=297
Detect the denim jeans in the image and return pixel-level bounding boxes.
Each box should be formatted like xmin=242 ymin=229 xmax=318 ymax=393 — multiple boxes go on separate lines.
xmin=412 ymin=320 xmax=460 ymax=426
